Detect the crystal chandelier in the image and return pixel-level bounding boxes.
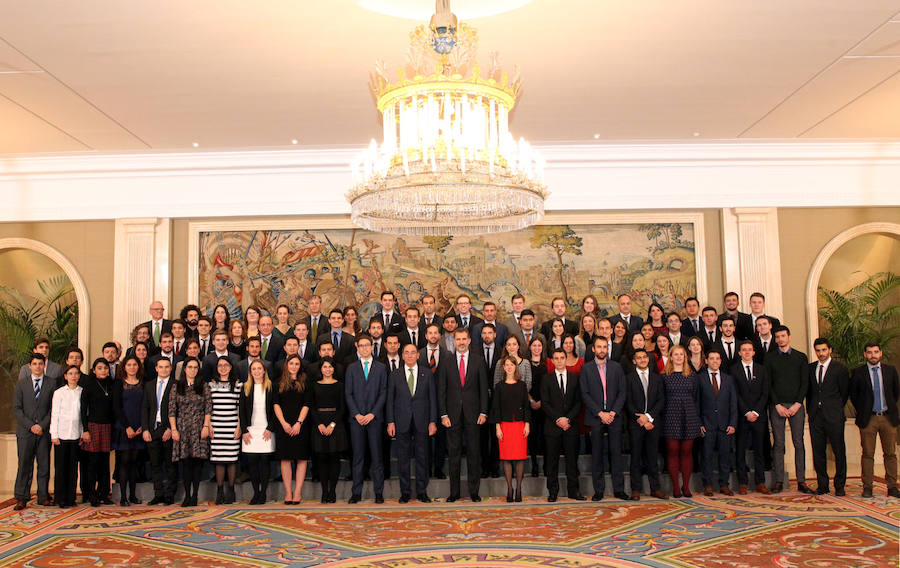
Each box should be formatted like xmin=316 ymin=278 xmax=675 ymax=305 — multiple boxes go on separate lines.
xmin=348 ymin=1 xmax=548 ymax=236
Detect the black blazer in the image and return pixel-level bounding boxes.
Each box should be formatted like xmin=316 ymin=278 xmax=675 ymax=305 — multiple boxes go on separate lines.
xmin=438 ymin=351 xmax=489 ymax=424
xmin=682 ymin=317 xmax=702 ymax=337
xmin=730 ymin=360 xmax=769 ymax=420
xmin=715 ymin=337 xmax=740 ymax=369
xmin=609 ymin=314 xmax=644 ymax=332
xmin=625 ymin=368 xmax=665 ymax=425
xmin=374 ymin=311 xmax=405 ymax=335
xmin=477 ymin=342 xmax=504 ymax=380
xmin=140 ymin=376 xmax=175 ymax=433
xmin=697 ymin=368 xmax=738 ymax=431
xmin=316 ymin=329 xmax=357 ymax=366
xmin=146 ymin=353 xmax=183 ymax=381
xmin=386 ymin=365 xmax=437 ymax=432
xmin=489 ymin=380 xmax=531 ymax=423
xmin=399 ymin=328 xmax=427 ymax=350
xmin=202 ymin=351 xmax=242 ymax=381
xmin=260 ymin=335 xmax=285 ymax=363
xmin=540 ymin=369 xmax=581 ymax=435
xmin=850 ymin=363 xmax=899 ymax=428
xmin=238 ymin=358 xmax=273 ymax=381
xmin=304 ymin=314 xmax=326 ymax=343
xmin=752 ymin=336 xmax=778 ymax=365
xmin=717 ymin=311 xmax=753 ymax=340
xmin=239 ymin=384 xmax=277 ymax=434
xmin=807 ymin=359 xmax=850 ymax=424
xmin=668 ymin=333 xmax=693 ymax=349
xmin=454 ymin=313 xmax=484 ymax=333
xmin=419 ymin=313 xmax=444 ymax=332
xmin=142 ymin=319 xmax=173 ymax=347
xmin=196 ymin=336 xmax=214 ymax=359
xmin=700 ymin=328 xmax=721 ymax=351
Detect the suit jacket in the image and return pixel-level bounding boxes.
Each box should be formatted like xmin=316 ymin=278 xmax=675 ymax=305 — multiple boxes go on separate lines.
xmin=730 ymin=360 xmax=769 ymax=421
xmin=196 ymin=336 xmax=214 ymax=359
xmin=511 ymin=329 xmax=547 ymax=358
xmin=146 ymin=352 xmax=183 ymax=381
xmin=540 ymin=369 xmax=581 ymax=434
xmin=609 ymin=313 xmax=644 ymax=332
xmin=438 ymin=351 xmax=489 ymax=424
xmin=373 ymin=311 xmax=405 ymax=335
xmin=259 ymin=335 xmax=285 ymax=363
xmin=752 ymin=336 xmax=778 ymax=365
xmin=345 ymin=359 xmax=388 ymax=421
xmin=142 ymin=318 xmax=173 ymax=347
xmin=202 ymin=351 xmax=241 ymax=381
xmin=579 ymin=358 xmax=626 ymax=427
xmin=13 ymin=374 xmax=54 ymax=436
xmin=625 ymin=368 xmax=665 ymax=425
xmin=476 ymin=342 xmax=503 ymax=379
xmin=540 ymin=318 xmax=578 ymax=340
xmin=681 ymin=317 xmax=703 ymax=337
xmin=807 ymin=359 xmax=849 ymax=424
xmin=501 ymin=315 xmax=523 ymax=335
xmin=716 ymin=337 xmax=740 ymax=369
xmin=699 ymin=328 xmax=722 ymax=351
xmin=386 ymin=365 xmax=437 ymax=433
xmin=750 ymin=314 xmax=781 ymax=334
xmin=419 ymin=313 xmax=444 ymax=332
xmin=399 ymin=328 xmax=427 ymax=350
xmin=717 ymin=311 xmax=753 ymax=341
xmin=697 ymin=368 xmax=738 ymax=431
xmin=454 ymin=313 xmax=484 ymax=334
xmin=850 ymin=363 xmax=899 ymax=428
xmin=304 ymin=314 xmax=326 ymax=343
xmin=140 ymin=376 xmax=175 ymax=433
xmin=239 ymin=383 xmax=277 ymax=434
xmin=473 ymin=320 xmax=510 ymax=352
xmin=667 ymin=333 xmax=692 ymax=349
xmin=419 ymin=345 xmax=451 ymax=374
xmin=316 ymin=329 xmax=357 ymax=366
xmin=238 ymin=358 xmax=273 ymax=381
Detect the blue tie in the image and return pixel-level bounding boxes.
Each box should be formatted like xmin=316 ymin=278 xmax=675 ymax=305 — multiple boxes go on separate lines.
xmin=873 ymin=367 xmax=884 ymax=413
xmin=157 ymin=379 xmax=165 ymax=419
xmin=33 ymin=378 xmax=41 ymax=399
xmin=363 ymin=360 xmax=370 ymax=381
xmin=333 ymin=331 xmax=339 ymax=346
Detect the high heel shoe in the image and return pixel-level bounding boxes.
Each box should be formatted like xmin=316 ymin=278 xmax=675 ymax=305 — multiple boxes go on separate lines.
xmin=515 ymin=488 xmax=522 ymax=502
xmin=682 ymin=487 xmax=692 ymax=498
xmin=506 ymin=488 xmax=514 ymax=503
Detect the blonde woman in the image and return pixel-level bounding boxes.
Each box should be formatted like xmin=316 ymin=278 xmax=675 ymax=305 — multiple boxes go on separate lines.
xmin=240 ymin=359 xmax=277 ymax=505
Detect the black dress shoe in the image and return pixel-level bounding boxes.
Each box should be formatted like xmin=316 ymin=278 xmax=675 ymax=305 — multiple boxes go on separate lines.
xmin=434 ymin=471 xmax=446 ymax=479
xmin=548 ymin=494 xmax=558 ymax=502
xmin=797 ymin=483 xmax=814 ymax=495
xmin=861 ymin=488 xmax=873 ymax=498
xmin=374 ymin=494 xmax=384 ymax=504
xmin=815 ymin=486 xmax=830 ymax=495
xmin=129 ymin=495 xmax=141 ymax=504
xmin=320 ymin=495 xmax=327 ymax=503
xmin=446 ymin=494 xmax=459 ymax=503
xmin=119 ymin=499 xmax=130 ymax=507
xmin=592 ymin=493 xmax=603 ymax=501
xmin=164 ymin=497 xmax=175 ymax=506
xmin=888 ymin=487 xmax=900 ymax=498
xmin=613 ymin=491 xmax=631 ymax=501
xmin=99 ymin=497 xmax=114 ymax=505
xmin=569 ymin=493 xmax=586 ymax=501
xmin=480 ymin=471 xmax=489 ymax=478
xmin=470 ymin=494 xmax=482 ymax=502
xmin=148 ymin=496 xmax=164 ymax=505
xmin=348 ymin=494 xmax=361 ymax=504
xmin=835 ymin=488 xmax=846 ymax=497
xmin=417 ymin=493 xmax=431 ymax=503
xmin=399 ymin=494 xmax=410 ymax=503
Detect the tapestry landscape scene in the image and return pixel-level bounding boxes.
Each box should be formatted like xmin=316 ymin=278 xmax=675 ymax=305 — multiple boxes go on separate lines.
xmin=198 ymin=223 xmax=696 ymax=323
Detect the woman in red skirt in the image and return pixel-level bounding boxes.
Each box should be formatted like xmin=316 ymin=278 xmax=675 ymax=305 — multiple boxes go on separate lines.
xmin=491 ymin=356 xmax=531 ymax=502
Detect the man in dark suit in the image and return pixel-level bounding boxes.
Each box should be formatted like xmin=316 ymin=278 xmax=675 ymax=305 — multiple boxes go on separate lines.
xmin=147 ymin=333 xmax=183 ymax=381
xmin=142 ymin=301 xmax=173 ymax=348
xmin=730 ymin=340 xmax=770 ymax=494
xmin=303 ymin=295 xmax=326 ymax=344
xmin=681 ymin=297 xmax=702 ymax=337
xmin=438 ymin=328 xmax=489 ymax=502
xmin=202 ymin=330 xmax=241 ymax=381
xmin=290 ymin=321 xmax=317 ymax=364
xmin=625 ymin=348 xmax=667 ymax=499
xmin=718 ymin=292 xmax=753 ymax=341
xmin=541 ymin=297 xmax=578 ymax=339
xmin=580 ymin=337 xmax=627 ymax=500
xmin=666 ymin=312 xmax=691 ymax=348
xmin=170 ymin=320 xmax=190 ymax=357
xmin=454 ymin=294 xmax=484 ymax=334
xmin=501 ymin=293 xmax=528 ymax=334
xmin=478 ymin=323 xmax=503 ymax=478
xmin=752 ymin=315 xmax=777 ymax=365
xmin=376 ymin=334 xmax=401 ymax=478
xmin=420 ymin=323 xmax=450 ymax=479
xmin=808 ymin=337 xmax=850 ymax=496
xmin=511 ymin=310 xmax=546 ymax=358
xmin=345 ymin=334 xmax=388 ymax=503
xmin=399 ymin=306 xmax=426 ymax=350
xmin=543 ymin=348 xmax=583 ymax=501
xmin=596 ymin=318 xmax=624 ymax=364
xmin=386 ymin=343 xmax=437 ymax=502
xmin=316 ymin=309 xmax=356 ymax=366
xmin=473 ymin=301 xmax=509 ymax=351
xmin=374 ymin=290 xmax=404 ymax=335
xmin=698 ymin=350 xmax=737 ymax=495
xmin=850 ymin=341 xmax=899 ymax=498
xmin=257 ymin=316 xmax=285 ymax=363
xmin=699 ymin=306 xmax=720 ymax=349
xmin=419 ymin=294 xmax=443 ymax=330
xmin=609 ymin=293 xmax=644 ymax=332
xmin=367 ymin=319 xmax=386 ymax=360
xmin=748 ymin=292 xmax=781 ymax=334
xmin=240 ymin=337 xmax=274 ymax=381
xmin=195 ymin=317 xmax=214 ymax=359
xmin=141 ymin=357 xmax=177 ymax=505
xmin=716 ymin=316 xmax=740 ymax=369
xmin=12 ymin=354 xmax=54 ymax=510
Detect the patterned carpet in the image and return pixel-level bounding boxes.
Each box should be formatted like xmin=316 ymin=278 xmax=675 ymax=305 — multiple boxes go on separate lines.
xmin=0 ymin=479 xmax=897 ymax=567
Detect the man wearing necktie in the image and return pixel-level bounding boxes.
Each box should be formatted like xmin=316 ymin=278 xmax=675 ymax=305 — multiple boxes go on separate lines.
xmin=681 ymin=297 xmax=702 ymax=337
xmin=420 ymin=323 xmax=449 ymax=479
xmin=142 ymin=301 xmax=172 ymax=350
xmin=730 ymin=340 xmax=770 ymax=494
xmin=807 ymin=338 xmax=849 ymax=496
xmin=453 ymin=294 xmax=483 ymax=333
xmin=141 ymin=358 xmax=177 ymax=505
xmin=13 ymin=354 xmax=54 ymax=510
xmin=344 ymin=335 xmax=388 ymax=504
xmin=438 ymin=328 xmax=488 ymax=502
xmin=386 ymin=344 xmax=438 ymax=503
xmin=579 ymin=338 xmax=627 ymax=501
xmin=543 ymin=349 xmax=583 ymax=502
xmin=698 ymin=350 xmax=737 ymax=496
xmin=850 ymin=342 xmax=899 ymax=498
xmin=625 ymin=349 xmax=667 ymax=500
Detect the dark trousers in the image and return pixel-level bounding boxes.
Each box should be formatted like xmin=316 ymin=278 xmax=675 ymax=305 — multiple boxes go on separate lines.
xmin=147 ymin=434 xmax=178 ymax=499
xmin=53 ymin=439 xmax=79 ymax=505
xmin=480 ymin=422 xmax=499 ymax=476
xmin=14 ymin=432 xmax=50 ymax=502
xmin=735 ymin=417 xmax=767 ymax=485
xmin=79 ymin=447 xmax=90 ymax=502
xmin=545 ymin=431 xmax=579 ymax=497
xmin=590 ymin=421 xmax=625 ymax=494
xmin=430 ymin=423 xmax=447 ymax=475
xmin=84 ymin=451 xmax=111 ymax=501
xmin=628 ymin=423 xmax=662 ymax=492
xmin=529 ymin=411 xmax=545 ymax=472
xmin=350 ymin=420 xmax=384 ymax=496
xmin=447 ymin=418 xmax=481 ymax=496
xmin=702 ymin=429 xmax=734 ymax=487
xmin=810 ymin=413 xmax=846 ymax=491
xmin=396 ymin=422 xmax=430 ymax=496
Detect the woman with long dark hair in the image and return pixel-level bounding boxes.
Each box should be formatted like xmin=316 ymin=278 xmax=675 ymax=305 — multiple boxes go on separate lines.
xmin=491 ymin=356 xmax=531 ymax=502
xmin=209 ymin=356 xmax=242 ymax=504
xmin=310 ymin=357 xmax=347 ymax=503
xmin=168 ymin=357 xmax=211 ymax=507
xmin=212 ymin=304 xmax=231 ymax=331
xmin=112 ymin=355 xmax=145 ymax=506
xmin=527 ymin=337 xmax=548 ymax=477
xmin=81 ymin=358 xmax=115 ymax=507
xmin=274 ymin=354 xmax=311 ymax=504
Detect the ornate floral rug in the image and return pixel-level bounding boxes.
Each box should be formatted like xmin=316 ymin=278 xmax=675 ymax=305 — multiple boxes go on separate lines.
xmin=1 ymin=479 xmax=896 ymax=567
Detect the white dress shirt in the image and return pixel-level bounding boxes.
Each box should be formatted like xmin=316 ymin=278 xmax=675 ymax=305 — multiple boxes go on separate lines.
xmin=50 ymin=385 xmax=83 ymax=440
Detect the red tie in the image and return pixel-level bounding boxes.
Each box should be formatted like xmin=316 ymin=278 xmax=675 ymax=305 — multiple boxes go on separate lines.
xmin=459 ymin=354 xmax=466 ymax=387
xmin=175 ymin=340 xmax=181 ymax=354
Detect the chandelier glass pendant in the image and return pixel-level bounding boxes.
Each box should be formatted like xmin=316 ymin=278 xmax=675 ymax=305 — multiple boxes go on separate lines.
xmin=348 ymin=1 xmax=548 ymax=236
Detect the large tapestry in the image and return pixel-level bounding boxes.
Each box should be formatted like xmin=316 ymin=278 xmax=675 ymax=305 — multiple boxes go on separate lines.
xmin=197 ymin=223 xmax=697 ymax=324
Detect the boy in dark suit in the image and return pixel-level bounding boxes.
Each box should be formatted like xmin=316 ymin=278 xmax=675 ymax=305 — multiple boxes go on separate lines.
xmin=345 ymin=334 xmax=388 ymax=503
xmin=698 ymin=350 xmax=737 ymax=496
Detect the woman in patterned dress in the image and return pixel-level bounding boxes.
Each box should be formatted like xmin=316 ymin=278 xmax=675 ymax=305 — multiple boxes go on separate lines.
xmin=661 ymin=345 xmax=701 ymax=498
xmin=168 ymin=357 xmax=212 ymax=507
xmin=209 ymin=356 xmax=242 ymax=505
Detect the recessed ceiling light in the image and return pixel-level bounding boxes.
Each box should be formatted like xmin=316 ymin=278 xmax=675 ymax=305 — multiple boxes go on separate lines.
xmin=593 ymin=134 xmax=600 ymax=139
xmin=692 ymin=132 xmax=700 ymax=137
xmin=192 ymin=142 xmax=199 ymax=147
xmin=291 ymin=139 xmax=299 ymax=145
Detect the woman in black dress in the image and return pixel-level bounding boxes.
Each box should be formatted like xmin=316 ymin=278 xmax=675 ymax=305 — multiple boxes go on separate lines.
xmin=310 ymin=357 xmax=347 ymax=503
xmin=81 ymin=358 xmax=115 ymax=507
xmin=527 ymin=337 xmax=548 ymax=477
xmin=274 ymin=354 xmax=311 ymax=504
xmin=112 ymin=355 xmax=145 ymax=506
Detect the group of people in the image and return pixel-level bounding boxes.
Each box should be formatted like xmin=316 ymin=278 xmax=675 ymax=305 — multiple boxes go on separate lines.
xmin=12 ymin=289 xmax=899 ymax=511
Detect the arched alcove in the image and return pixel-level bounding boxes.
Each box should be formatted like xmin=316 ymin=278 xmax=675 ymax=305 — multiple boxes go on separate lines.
xmin=805 ymin=222 xmax=900 ymax=351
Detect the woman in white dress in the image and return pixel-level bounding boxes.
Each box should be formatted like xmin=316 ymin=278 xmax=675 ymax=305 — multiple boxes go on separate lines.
xmin=239 ymin=359 xmax=276 ymax=505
